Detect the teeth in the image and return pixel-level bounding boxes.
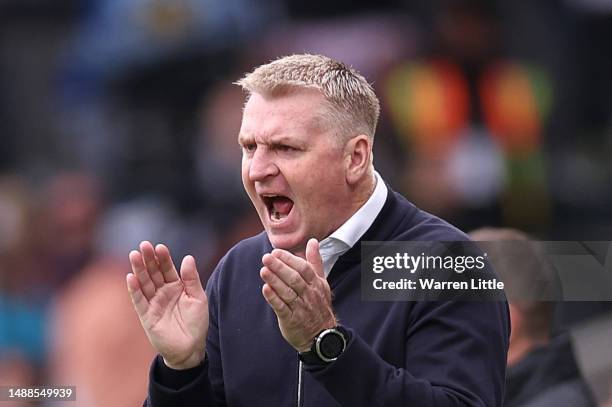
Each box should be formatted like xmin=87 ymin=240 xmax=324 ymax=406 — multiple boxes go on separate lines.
xmin=271 ymin=210 xmax=287 ymax=221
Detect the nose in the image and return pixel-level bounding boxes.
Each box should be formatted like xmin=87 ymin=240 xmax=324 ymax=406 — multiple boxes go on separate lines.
xmin=248 ymin=148 xmax=279 ymax=182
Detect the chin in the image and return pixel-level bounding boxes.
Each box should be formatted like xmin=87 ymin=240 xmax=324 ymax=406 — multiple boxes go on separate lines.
xmin=267 ymin=232 xmax=306 ymax=254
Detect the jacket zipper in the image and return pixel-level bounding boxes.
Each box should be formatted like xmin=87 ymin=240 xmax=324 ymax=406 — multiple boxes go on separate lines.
xmin=297 ymin=360 xmax=303 ymax=407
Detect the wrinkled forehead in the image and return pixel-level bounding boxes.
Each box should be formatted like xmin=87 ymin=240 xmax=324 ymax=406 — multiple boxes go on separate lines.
xmin=238 ymin=89 xmax=330 ymax=142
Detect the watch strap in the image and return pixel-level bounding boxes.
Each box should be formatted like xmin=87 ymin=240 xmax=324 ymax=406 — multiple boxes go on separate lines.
xmin=298 ymin=347 xmax=325 ymax=366
xmin=298 ymin=326 xmax=349 ymax=366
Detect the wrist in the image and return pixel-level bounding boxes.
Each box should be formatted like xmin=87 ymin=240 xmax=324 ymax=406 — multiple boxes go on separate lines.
xmin=297 ymin=343 xmax=311 ymax=353
xmin=296 ymin=319 xmax=337 ymax=353
xmin=162 ymin=350 xmax=206 ymax=370
xmin=299 ymin=325 xmax=349 ymax=366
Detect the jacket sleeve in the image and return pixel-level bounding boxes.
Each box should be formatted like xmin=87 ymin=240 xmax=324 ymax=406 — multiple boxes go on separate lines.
xmin=145 ymin=356 xmax=218 ymax=406
xmin=305 ymin=300 xmax=510 ymax=407
xmin=145 ymin=259 xmax=227 ymax=406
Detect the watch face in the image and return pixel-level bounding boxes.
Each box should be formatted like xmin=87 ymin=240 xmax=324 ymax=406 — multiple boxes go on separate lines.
xmin=317 ymin=329 xmax=346 ymax=362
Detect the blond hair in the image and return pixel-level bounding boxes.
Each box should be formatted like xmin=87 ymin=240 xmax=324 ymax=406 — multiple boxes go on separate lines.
xmin=235 ymin=54 xmax=380 ymax=142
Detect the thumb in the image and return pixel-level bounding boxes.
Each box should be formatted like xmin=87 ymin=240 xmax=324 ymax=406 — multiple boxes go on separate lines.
xmin=180 ymin=255 xmax=205 ymax=300
xmin=306 ymin=238 xmax=324 ymax=278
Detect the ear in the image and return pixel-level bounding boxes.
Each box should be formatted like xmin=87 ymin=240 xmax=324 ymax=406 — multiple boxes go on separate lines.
xmin=508 ymin=303 xmax=523 ymax=342
xmin=344 ymin=135 xmax=372 ymax=185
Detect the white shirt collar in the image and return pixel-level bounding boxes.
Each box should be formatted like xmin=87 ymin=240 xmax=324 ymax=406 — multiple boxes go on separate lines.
xmin=319 ymin=171 xmax=388 ymax=276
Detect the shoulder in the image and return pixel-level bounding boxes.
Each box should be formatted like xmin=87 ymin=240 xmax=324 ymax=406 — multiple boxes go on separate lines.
xmin=386 ymin=189 xmax=470 ymax=242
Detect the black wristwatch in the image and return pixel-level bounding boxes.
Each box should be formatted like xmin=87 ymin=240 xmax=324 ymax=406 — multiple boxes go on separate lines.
xmin=299 ymin=326 xmax=349 ymax=366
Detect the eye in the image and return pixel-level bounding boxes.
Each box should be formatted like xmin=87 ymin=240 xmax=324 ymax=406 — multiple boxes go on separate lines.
xmin=276 ymin=144 xmax=296 ymax=152
xmin=242 ymin=143 xmax=257 ymax=153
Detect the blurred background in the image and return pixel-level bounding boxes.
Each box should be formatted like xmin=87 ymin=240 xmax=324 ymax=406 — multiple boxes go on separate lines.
xmin=0 ymin=0 xmax=611 ymax=405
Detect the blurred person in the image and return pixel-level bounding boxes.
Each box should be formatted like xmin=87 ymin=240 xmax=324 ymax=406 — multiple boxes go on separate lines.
xmin=33 ymin=172 xmax=103 ymax=293
xmin=0 ymin=295 xmax=47 ymax=383
xmin=127 ymin=54 xmax=509 ymax=406
xmin=0 ymin=174 xmax=98 ymax=399
xmin=0 ymin=353 xmax=36 ymax=388
xmin=48 ymin=258 xmax=156 ymax=407
xmin=0 ymin=176 xmax=29 ymax=256
xmin=0 ymin=176 xmax=48 ymax=386
xmin=0 ymin=352 xmax=37 ymax=407
xmin=384 ymin=0 xmax=554 ymax=231
xmin=569 ymin=311 xmax=612 ymax=406
xmin=48 ymin=190 xmax=221 ymax=406
xmin=469 ymin=228 xmax=596 ymax=407
xmin=0 ymin=176 xmax=37 ymax=296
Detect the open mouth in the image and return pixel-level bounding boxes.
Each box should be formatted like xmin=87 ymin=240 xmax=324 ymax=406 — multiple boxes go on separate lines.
xmin=261 ymin=195 xmax=294 ymax=222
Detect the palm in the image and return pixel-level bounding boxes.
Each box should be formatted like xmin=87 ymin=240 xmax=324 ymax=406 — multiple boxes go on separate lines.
xmin=145 ymin=281 xmax=208 ymax=366
xmin=127 ymin=242 xmax=209 ymax=369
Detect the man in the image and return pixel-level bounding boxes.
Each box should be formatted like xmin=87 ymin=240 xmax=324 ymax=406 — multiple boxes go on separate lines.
xmin=127 ymin=54 xmax=509 ymax=406
xmin=469 ymin=228 xmax=595 ymax=407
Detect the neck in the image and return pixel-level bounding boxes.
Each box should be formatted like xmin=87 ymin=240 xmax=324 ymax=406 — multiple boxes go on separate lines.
xmin=326 ymin=171 xmax=376 ymax=236
xmin=507 ymin=335 xmax=549 ymax=367
xmin=348 ymin=170 xmax=377 ymax=215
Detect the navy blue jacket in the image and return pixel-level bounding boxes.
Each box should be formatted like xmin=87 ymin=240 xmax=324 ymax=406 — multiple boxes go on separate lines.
xmin=147 ymin=189 xmax=510 ymax=406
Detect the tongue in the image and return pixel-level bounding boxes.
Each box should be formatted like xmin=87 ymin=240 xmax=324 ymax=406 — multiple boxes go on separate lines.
xmin=272 ymin=197 xmax=293 ymax=216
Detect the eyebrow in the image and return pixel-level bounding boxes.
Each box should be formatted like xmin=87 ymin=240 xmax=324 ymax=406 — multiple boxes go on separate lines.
xmin=237 ymin=132 xmax=302 ymax=146
xmin=237 ymin=131 xmax=255 ymax=145
xmin=268 ymin=135 xmax=300 ymax=145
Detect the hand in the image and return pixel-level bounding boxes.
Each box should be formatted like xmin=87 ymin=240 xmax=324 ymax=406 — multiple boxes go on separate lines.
xmin=260 ymin=238 xmax=337 ymax=352
xmin=127 ymin=241 xmax=208 ymax=370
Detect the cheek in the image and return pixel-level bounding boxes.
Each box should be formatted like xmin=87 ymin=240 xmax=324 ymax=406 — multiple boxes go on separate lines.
xmin=298 ymin=151 xmax=345 ymax=179
xmin=284 ymin=150 xmax=346 ymax=201
xmin=240 ymin=161 xmax=250 ymax=183
xmin=295 ymin=166 xmax=345 ymax=207
xmin=241 ymin=163 xmax=257 ymax=199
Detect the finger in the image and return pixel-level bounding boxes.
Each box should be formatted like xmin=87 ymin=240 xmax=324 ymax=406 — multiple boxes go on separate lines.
xmin=126 ymin=272 xmax=149 ymax=317
xmin=260 ymin=266 xmax=298 ymax=306
xmin=306 ymin=238 xmax=324 ymax=278
xmin=262 ymin=253 xmax=309 ymax=295
xmin=262 ymin=283 xmax=291 ymax=319
xmin=180 ymin=255 xmax=205 ymax=300
xmin=140 ymin=241 xmax=165 ymax=287
xmin=269 ymin=249 xmax=317 ymax=284
xmin=129 ymin=250 xmax=156 ymax=300
xmin=155 ymin=244 xmax=180 ymax=283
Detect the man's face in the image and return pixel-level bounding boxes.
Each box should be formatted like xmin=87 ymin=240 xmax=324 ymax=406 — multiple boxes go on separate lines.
xmin=239 ymin=89 xmax=349 ymax=254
